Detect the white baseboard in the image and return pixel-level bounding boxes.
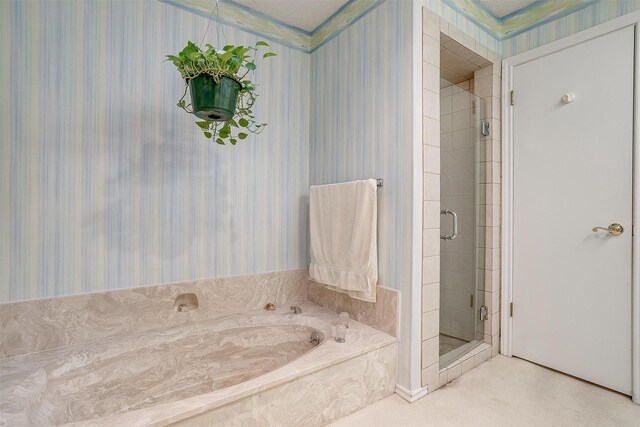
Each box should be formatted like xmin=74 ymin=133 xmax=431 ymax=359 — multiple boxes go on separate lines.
xmin=395 ymin=384 xmax=429 ymax=403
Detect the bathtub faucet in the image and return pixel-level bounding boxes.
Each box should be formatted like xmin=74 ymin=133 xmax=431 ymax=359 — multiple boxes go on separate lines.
xmin=290 ymin=305 xmax=302 ymax=314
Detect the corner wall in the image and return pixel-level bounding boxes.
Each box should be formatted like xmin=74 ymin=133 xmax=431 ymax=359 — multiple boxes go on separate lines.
xmin=309 ymin=0 xmax=415 ymax=389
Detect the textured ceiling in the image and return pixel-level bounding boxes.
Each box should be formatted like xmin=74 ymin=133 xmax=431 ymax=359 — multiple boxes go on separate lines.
xmin=232 ymin=0 xmax=349 ymax=32
xmin=477 ymin=0 xmax=537 ymax=18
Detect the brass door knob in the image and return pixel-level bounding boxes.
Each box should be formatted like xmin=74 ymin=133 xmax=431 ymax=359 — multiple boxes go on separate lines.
xmin=592 ymin=223 xmax=624 ymax=236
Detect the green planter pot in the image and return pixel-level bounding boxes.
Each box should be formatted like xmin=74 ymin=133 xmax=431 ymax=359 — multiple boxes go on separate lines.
xmin=189 ymin=75 xmax=242 ymax=122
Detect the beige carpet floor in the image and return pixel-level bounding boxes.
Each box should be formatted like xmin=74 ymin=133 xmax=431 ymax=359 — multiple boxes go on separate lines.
xmin=329 ymin=355 xmax=640 ymax=426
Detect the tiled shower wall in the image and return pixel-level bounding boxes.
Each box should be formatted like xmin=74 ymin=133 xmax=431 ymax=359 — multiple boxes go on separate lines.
xmin=440 ymin=79 xmax=476 ymax=342
xmin=421 ymin=7 xmax=502 ymax=392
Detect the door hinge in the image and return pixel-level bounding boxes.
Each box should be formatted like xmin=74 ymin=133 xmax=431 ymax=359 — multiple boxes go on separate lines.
xmin=510 ymin=90 xmax=515 ymax=106
xmin=480 ymin=305 xmax=488 ymax=321
xmin=510 ymin=302 xmax=513 ymax=317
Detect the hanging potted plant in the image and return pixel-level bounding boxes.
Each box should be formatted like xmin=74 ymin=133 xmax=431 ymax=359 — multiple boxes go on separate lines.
xmin=166 ymin=41 xmax=276 ymax=145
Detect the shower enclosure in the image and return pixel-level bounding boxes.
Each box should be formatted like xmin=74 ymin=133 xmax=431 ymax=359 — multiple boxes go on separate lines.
xmin=439 ymin=78 xmax=488 ymax=367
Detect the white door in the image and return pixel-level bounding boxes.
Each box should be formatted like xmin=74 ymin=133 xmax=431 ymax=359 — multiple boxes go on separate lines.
xmin=512 ymin=25 xmax=634 ymax=394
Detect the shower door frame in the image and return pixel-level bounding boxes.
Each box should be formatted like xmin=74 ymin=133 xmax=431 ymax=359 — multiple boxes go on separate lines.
xmin=416 ymin=6 xmax=503 ymax=398
xmin=500 ymin=11 xmax=640 ymax=404
xmin=439 ymin=84 xmax=486 ymax=362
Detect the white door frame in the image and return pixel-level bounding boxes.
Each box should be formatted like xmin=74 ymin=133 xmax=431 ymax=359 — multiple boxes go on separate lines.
xmin=501 ymin=10 xmax=640 ymax=404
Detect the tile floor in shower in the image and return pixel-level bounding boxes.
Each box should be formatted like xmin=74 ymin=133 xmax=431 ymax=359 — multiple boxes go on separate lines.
xmin=439 ymin=334 xmax=468 ymax=356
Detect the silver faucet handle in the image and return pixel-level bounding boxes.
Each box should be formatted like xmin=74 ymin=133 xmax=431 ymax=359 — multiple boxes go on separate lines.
xmin=290 ymin=305 xmax=302 ymax=314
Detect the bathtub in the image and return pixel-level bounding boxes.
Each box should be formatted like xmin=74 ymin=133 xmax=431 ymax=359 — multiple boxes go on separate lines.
xmin=0 ymin=302 xmax=397 ymax=426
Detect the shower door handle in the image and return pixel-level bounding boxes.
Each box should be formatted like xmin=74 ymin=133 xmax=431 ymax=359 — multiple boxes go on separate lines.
xmin=441 ymin=209 xmax=458 ymax=240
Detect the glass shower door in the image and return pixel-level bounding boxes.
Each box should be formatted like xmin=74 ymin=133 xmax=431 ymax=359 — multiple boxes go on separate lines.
xmin=439 ymin=79 xmax=488 ymax=367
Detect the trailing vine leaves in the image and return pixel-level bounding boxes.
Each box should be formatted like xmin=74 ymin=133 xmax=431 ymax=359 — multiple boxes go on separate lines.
xmin=166 ymin=41 xmax=276 ymax=144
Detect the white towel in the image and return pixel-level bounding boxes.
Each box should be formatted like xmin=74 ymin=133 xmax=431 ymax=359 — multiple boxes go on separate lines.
xmin=309 ymin=179 xmax=378 ymax=303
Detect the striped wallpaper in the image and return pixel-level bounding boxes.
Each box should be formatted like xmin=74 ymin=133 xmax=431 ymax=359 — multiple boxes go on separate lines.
xmin=309 ymin=0 xmax=414 ymax=386
xmin=439 ymin=0 xmax=593 ymax=39
xmin=3 ymin=0 xmax=638 ymax=304
xmin=502 ymin=0 xmax=640 ymax=56
xmin=0 ymin=0 xmax=310 ymax=303
xmin=424 ymin=1 xmax=640 ymax=57
xmin=166 ymin=0 xmax=385 ymax=53
xmin=311 ymin=0 xmax=413 ymax=294
xmin=423 ymin=0 xmax=502 ymax=53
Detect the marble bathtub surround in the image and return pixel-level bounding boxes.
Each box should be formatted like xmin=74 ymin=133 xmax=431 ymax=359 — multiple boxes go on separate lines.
xmin=0 ymin=302 xmax=397 ymax=426
xmin=307 ymin=282 xmax=399 ymax=338
xmin=1 ymin=323 xmax=321 ymax=425
xmin=171 ymin=345 xmax=397 ymax=427
xmin=0 ymin=269 xmax=309 ymax=358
